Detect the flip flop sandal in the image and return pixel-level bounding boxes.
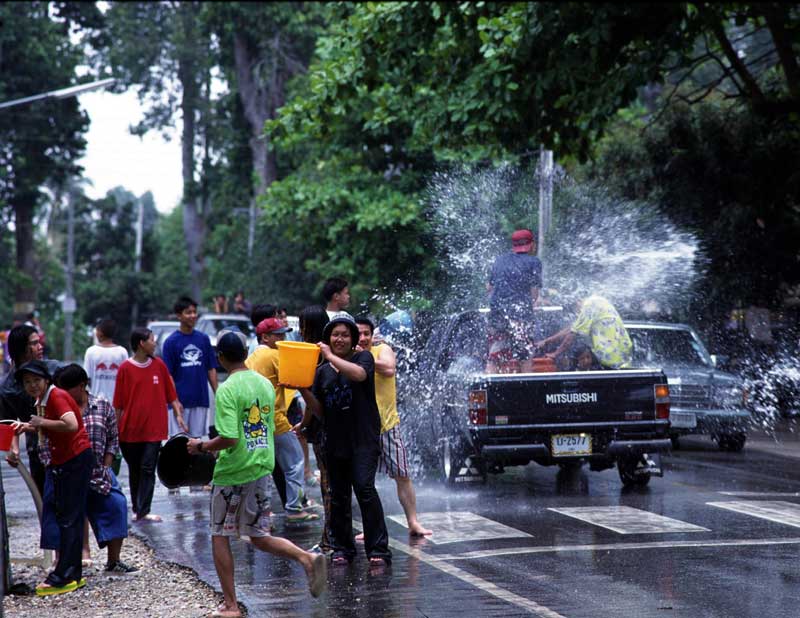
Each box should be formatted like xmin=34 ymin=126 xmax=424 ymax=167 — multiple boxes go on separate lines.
xmin=368 ymin=557 xmax=390 ymax=566
xmin=35 ymin=581 xmax=78 ymax=596
xmin=287 ymin=512 xmax=319 ymax=523
xmin=75 ymin=577 xmax=87 ymax=589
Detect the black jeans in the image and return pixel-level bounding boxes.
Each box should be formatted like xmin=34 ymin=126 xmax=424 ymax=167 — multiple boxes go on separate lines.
xmin=327 ymin=447 xmax=391 ymax=562
xmin=120 ymin=441 xmax=161 ymax=517
xmin=46 ymin=448 xmax=93 ymax=587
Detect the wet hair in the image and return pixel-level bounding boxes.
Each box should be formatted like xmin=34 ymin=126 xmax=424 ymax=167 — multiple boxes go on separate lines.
xmin=174 ymin=296 xmax=197 ymax=315
xmin=96 ymin=318 xmax=117 ymax=340
xmin=354 ymin=316 xmax=375 ymax=334
xmin=130 ymin=327 xmax=153 ymax=352
xmin=250 ymin=304 xmax=276 ymax=327
xmin=7 ymin=325 xmax=38 ymax=366
xmin=322 ymin=277 xmax=348 ymax=302
xmin=53 ymin=364 xmax=89 ymax=390
xmin=299 ymin=306 xmax=329 ymax=344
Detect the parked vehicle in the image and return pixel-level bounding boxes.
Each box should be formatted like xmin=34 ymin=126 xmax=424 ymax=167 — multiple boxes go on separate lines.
xmin=195 ymin=313 xmax=256 ymax=349
xmin=146 ymin=320 xmax=179 ymax=357
xmin=406 ymin=309 xmax=671 ymax=487
xmin=625 ymin=321 xmax=750 ymax=451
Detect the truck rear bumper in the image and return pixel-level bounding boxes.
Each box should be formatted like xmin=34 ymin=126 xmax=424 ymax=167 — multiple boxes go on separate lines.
xmin=479 ymin=438 xmax=672 ymax=462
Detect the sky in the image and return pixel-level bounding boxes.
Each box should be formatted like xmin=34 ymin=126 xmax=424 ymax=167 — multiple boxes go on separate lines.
xmin=78 ymin=89 xmax=182 ymax=214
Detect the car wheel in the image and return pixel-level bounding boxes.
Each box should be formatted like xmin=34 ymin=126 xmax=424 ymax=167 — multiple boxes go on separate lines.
xmin=719 ymin=432 xmax=746 ymax=452
xmin=617 ymin=458 xmax=651 ymax=487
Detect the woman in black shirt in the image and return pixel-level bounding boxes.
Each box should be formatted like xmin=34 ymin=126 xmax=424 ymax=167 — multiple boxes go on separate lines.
xmin=297 ymin=315 xmax=391 ymax=565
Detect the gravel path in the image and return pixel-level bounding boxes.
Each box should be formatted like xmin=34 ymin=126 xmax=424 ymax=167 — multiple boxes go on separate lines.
xmin=3 ymin=512 xmax=240 ymax=617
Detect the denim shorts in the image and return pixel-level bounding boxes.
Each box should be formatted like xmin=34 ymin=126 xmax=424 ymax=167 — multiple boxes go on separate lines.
xmin=41 ymin=469 xmax=129 ymax=550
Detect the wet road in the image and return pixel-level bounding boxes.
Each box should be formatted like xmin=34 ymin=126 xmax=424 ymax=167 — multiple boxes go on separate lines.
xmin=6 ymin=429 xmax=800 ymax=617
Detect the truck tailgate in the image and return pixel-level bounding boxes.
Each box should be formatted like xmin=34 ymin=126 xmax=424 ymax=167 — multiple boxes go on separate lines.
xmin=475 ymin=369 xmax=666 ymax=426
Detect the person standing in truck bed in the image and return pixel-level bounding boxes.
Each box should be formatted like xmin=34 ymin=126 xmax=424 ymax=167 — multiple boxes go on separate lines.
xmin=486 ymin=229 xmax=542 ymax=371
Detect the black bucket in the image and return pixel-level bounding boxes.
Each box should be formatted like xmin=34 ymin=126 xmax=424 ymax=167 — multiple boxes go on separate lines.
xmin=157 ymin=434 xmax=216 ymax=488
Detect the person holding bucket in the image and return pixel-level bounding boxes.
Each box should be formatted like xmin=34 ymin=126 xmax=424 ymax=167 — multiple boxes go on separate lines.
xmin=187 ymin=331 xmax=327 ymax=617
xmin=47 ymin=364 xmax=137 ymax=574
xmin=293 ymin=314 xmax=392 ymax=566
xmin=246 ymin=317 xmax=318 ymax=523
xmin=14 ymin=360 xmax=93 ymax=596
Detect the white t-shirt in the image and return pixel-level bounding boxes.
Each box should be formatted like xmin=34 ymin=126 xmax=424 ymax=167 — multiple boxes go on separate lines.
xmin=84 ymin=344 xmax=129 ymax=403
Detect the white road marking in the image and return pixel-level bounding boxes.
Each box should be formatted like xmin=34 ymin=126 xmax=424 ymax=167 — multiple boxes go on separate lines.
xmin=387 ymin=511 xmax=532 ymax=545
xmin=718 ymin=491 xmax=800 ymax=497
xmin=354 ymin=520 xmax=564 ymax=617
xmin=548 ymin=506 xmax=709 ymax=534
xmin=433 ymin=537 xmax=800 ymax=561
xmin=708 ymin=500 xmax=800 ymax=527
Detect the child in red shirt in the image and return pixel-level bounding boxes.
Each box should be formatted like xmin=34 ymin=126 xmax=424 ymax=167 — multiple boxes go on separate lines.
xmin=113 ymin=327 xmax=185 ymax=522
xmin=16 ymin=360 xmax=93 ymax=596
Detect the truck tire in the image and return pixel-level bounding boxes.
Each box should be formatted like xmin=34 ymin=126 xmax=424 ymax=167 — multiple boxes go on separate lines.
xmin=718 ymin=432 xmax=746 ymax=452
xmin=617 ymin=458 xmax=651 ymax=487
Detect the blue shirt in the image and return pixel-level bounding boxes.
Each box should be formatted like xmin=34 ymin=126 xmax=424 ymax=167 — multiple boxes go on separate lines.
xmin=489 ymin=252 xmax=542 ymax=315
xmin=162 ymin=330 xmax=217 ymax=408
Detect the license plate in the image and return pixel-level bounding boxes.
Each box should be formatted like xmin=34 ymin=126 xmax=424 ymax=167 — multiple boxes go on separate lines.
xmin=551 ymin=433 xmax=592 ymax=456
xmin=670 ymin=411 xmax=697 ymax=428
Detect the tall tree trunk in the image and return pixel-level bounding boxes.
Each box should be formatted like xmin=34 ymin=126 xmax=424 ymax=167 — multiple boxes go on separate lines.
xmin=178 ymin=8 xmax=205 ymax=303
xmin=13 ymin=192 xmax=38 ymax=316
xmin=233 ymin=31 xmax=279 ymax=193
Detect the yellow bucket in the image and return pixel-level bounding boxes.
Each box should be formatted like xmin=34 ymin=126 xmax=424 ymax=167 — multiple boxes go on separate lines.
xmin=275 ymin=341 xmax=320 ymax=388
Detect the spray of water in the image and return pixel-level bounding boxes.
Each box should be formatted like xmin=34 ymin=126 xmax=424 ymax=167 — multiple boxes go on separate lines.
xmin=383 ymin=165 xmax=714 ymax=478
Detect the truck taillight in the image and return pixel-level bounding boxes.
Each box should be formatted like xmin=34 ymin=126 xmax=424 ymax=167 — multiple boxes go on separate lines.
xmin=469 ymin=389 xmax=487 ymax=425
xmin=654 ymin=384 xmax=670 ymax=419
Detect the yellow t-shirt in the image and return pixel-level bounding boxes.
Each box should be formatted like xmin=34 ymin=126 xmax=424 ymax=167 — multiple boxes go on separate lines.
xmin=245 ymin=346 xmax=295 ymax=435
xmin=370 ymin=344 xmax=400 ymax=433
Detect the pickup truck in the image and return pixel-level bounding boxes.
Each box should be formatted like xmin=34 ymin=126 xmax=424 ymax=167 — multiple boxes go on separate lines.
xmin=405 ymin=309 xmax=671 ymax=487
xmin=624 ymin=321 xmax=750 ymax=451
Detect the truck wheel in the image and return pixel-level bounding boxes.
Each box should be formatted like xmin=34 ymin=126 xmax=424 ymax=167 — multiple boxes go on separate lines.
xmin=617 ymin=459 xmax=651 ymax=487
xmin=718 ymin=432 xmax=746 ymax=452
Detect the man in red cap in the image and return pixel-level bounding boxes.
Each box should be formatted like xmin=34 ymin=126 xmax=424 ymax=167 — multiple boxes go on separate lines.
xmin=486 ymin=229 xmax=542 ymax=372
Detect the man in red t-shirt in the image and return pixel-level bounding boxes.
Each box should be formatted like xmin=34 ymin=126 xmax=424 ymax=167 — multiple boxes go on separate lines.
xmin=16 ymin=360 xmax=93 ymax=596
xmin=113 ymin=327 xmax=185 ymax=522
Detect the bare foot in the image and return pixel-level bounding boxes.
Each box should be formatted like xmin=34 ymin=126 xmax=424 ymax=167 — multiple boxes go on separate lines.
xmin=304 ymin=552 xmax=328 ymax=597
xmin=211 ymin=602 xmax=242 ymax=618
xmin=355 ymin=532 xmax=364 ymax=542
xmin=135 ymin=513 xmax=163 ymax=522
xmin=409 ymin=524 xmax=432 ymax=537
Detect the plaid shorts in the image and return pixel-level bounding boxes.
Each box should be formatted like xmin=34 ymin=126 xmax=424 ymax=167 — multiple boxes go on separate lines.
xmin=210 ymin=475 xmax=272 ymax=538
xmin=377 ymin=426 xmax=409 ymax=479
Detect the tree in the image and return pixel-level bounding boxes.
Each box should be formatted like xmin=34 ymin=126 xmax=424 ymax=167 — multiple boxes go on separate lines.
xmin=272 ymin=3 xmax=800 ymax=163
xmin=105 ymin=1 xmax=213 ymax=301
xmin=0 ymin=2 xmax=102 ymax=315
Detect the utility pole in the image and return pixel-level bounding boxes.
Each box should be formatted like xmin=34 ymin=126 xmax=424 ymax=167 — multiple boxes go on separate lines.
xmin=63 ymin=191 xmax=76 ymax=360
xmin=538 ymin=147 xmax=554 ymax=286
xmin=131 ymin=198 xmax=144 ymax=327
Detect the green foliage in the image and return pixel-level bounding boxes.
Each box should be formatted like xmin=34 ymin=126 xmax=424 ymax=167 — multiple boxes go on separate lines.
xmin=260 ymin=155 xmax=435 ymax=307
xmin=586 ymin=97 xmax=800 ymax=323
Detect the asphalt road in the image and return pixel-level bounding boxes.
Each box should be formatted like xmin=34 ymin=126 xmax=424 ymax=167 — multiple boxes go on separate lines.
xmin=6 ymin=425 xmax=800 ymax=617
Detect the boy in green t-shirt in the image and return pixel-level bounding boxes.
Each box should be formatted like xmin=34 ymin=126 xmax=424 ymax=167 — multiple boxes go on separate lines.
xmin=187 ymin=332 xmax=326 ymax=617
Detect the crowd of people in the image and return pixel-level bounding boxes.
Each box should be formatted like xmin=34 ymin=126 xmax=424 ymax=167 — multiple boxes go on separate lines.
xmin=0 ymin=277 xmax=431 ymax=617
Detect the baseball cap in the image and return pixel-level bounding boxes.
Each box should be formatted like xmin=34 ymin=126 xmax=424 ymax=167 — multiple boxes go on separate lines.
xmin=216 ymin=330 xmax=248 ymax=362
xmin=15 ymin=359 xmax=52 ymax=384
xmin=256 ymin=317 xmax=293 ymax=336
xmin=511 ymin=229 xmax=535 ymax=253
